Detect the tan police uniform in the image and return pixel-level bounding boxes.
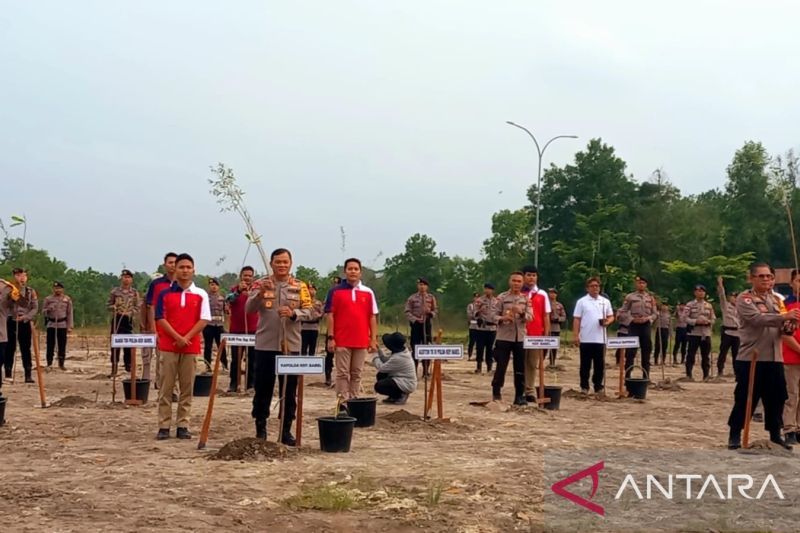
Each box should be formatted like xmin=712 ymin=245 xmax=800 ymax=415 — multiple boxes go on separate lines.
xmin=620 ymin=290 xmax=657 ymax=377
xmin=43 ymin=291 xmax=73 ymax=367
xmin=490 ymin=291 xmax=532 ymax=402
xmin=684 ymin=298 xmax=716 ymax=379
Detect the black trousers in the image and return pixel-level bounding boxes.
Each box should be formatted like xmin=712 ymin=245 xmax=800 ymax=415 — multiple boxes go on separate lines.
xmin=579 ymin=343 xmax=605 ymax=392
xmin=673 ymin=327 xmax=688 ymax=363
xmin=491 ymin=340 xmax=525 ymax=398
xmin=728 ymin=360 xmax=787 ymax=433
xmin=111 ymin=314 xmax=133 ymax=370
xmin=251 ymin=350 xmax=298 ymax=430
xmin=230 ymin=346 xmax=255 ymax=390
xmin=301 ymin=330 xmax=319 ymax=356
xmin=46 ymin=327 xmax=68 ymax=366
xmin=202 ymin=325 xmax=226 ymax=367
xmin=475 ymin=330 xmax=496 ymax=371
xmin=5 ymin=319 xmax=32 ymax=375
xmin=548 ymin=330 xmax=560 ymax=366
xmin=467 ymin=329 xmax=477 ymax=358
xmin=0 ymin=341 xmax=4 ymax=390
xmin=653 ymin=327 xmax=669 ymax=364
xmin=625 ymin=322 xmax=652 ymax=378
xmin=718 ymin=327 xmax=740 ymax=374
xmin=375 ymin=373 xmax=405 ymax=400
xmin=686 ymin=335 xmax=712 ymax=378
xmin=410 ymin=320 xmax=433 ymax=371
xmin=325 ymin=347 xmax=334 ymax=382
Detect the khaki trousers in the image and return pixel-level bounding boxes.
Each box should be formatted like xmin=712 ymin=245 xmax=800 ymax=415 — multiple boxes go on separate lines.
xmin=524 ymin=349 xmax=543 ymax=396
xmin=783 ymin=364 xmax=800 ymax=432
xmin=334 ymin=347 xmax=368 ymax=400
xmin=158 ymin=352 xmax=196 ymax=429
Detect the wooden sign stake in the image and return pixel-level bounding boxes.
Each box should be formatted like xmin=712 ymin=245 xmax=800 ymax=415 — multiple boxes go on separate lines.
xmin=198 ymin=338 xmax=227 ymax=450
xmin=31 ymin=324 xmax=47 ymax=408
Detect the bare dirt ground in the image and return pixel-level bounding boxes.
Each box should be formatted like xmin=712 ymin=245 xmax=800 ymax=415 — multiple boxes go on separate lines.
xmin=0 ymin=335 xmax=784 ymax=532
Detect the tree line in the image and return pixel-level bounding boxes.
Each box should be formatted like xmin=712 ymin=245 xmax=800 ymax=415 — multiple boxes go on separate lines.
xmin=2 ymin=138 xmax=796 ymax=329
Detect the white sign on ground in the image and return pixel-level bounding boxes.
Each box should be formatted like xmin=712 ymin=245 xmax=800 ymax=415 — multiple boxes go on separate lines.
xmin=221 ymin=334 xmax=256 ymax=346
xmin=111 ymin=334 xmax=156 ymax=348
xmin=415 ymin=345 xmax=464 ymax=360
xmin=606 ymin=337 xmax=640 ymax=349
xmin=524 ymin=336 xmax=561 ymax=349
xmin=275 ymin=356 xmax=326 ymax=375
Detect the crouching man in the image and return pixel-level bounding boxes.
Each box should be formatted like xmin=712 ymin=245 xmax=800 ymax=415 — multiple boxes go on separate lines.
xmin=372 ymin=332 xmax=417 ymax=405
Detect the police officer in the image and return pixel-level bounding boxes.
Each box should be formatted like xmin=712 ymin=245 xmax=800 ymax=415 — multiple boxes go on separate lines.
xmin=547 ymin=288 xmax=566 ymax=367
xmin=203 ymin=277 xmax=227 ymax=371
xmin=727 ymin=262 xmax=799 ymax=450
xmin=716 ymin=276 xmax=740 ymax=377
xmin=405 ymin=277 xmax=438 ymax=375
xmin=246 ymin=248 xmax=313 ymax=444
xmin=467 ymin=293 xmax=479 ymax=361
xmin=652 ymin=303 xmax=671 ymax=366
xmin=685 ymin=284 xmax=716 ymax=381
xmin=108 ymin=269 xmax=142 ymax=375
xmin=4 ymin=267 xmax=38 ymax=383
xmin=672 ymin=303 xmax=689 ymax=365
xmin=473 ymin=283 xmax=497 ymax=374
xmin=490 ymin=272 xmax=532 ymax=405
xmin=0 ymin=278 xmax=18 ymax=393
xmin=300 ymin=284 xmax=324 ymax=356
xmin=44 ymin=281 xmax=73 ymax=369
xmin=620 ymin=276 xmax=657 ymax=378
xmin=615 ymin=307 xmax=632 ymax=366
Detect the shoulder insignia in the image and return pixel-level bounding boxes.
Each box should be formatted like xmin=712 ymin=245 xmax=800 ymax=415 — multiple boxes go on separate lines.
xmin=743 ymin=296 xmax=753 ymax=305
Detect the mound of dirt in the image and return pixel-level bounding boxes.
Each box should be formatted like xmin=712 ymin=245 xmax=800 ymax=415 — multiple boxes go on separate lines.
xmin=739 ymin=439 xmax=794 ymax=456
xmin=88 ymin=373 xmax=109 ymax=380
xmin=562 ymin=389 xmax=637 ymax=403
xmin=210 ymin=438 xmax=289 ymax=461
xmin=381 ymin=409 xmax=420 ymax=423
xmin=654 ymin=380 xmax=685 ymax=391
xmin=51 ymin=396 xmax=94 ymax=408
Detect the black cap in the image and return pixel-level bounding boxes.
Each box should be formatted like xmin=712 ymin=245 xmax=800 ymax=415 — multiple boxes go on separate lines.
xmin=694 ymin=284 xmax=707 ymax=292
xmin=53 ymin=281 xmax=64 ymax=288
xmin=208 ymin=277 xmax=220 ymax=285
xmin=382 ymin=331 xmax=407 ymax=353
xmin=417 ymin=277 xmax=429 ymax=286
xmin=121 ymin=269 xmax=133 ymax=277
xmin=484 ymin=282 xmax=495 ymax=290
xmin=548 ymin=287 xmax=558 ymax=294
xmin=636 ymin=275 xmax=649 ymax=283
xmin=12 ymin=267 xmax=26 ymax=275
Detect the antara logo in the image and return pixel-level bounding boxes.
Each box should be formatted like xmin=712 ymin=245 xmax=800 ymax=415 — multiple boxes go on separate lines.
xmin=551 ymin=461 xmax=785 ymax=516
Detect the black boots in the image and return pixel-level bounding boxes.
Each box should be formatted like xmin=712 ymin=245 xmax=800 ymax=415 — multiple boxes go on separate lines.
xmin=785 ymin=432 xmax=799 ymax=446
xmin=281 ymin=429 xmax=296 ymax=447
xmin=255 ymin=419 xmax=267 ymax=440
xmin=770 ymin=429 xmax=793 ymax=450
xmin=728 ymin=429 xmax=741 ymax=450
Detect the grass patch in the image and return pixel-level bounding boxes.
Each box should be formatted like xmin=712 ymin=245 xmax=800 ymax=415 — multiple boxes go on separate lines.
xmin=425 ymin=481 xmax=444 ymax=507
xmin=284 ymin=485 xmax=358 ymax=512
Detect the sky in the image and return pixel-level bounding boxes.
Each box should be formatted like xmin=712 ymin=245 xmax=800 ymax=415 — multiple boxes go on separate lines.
xmin=2 ymin=1 xmax=799 ymax=276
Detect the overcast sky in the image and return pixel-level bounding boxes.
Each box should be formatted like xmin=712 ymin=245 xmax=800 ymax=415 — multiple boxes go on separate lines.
xmin=2 ymin=1 xmax=799 ymax=276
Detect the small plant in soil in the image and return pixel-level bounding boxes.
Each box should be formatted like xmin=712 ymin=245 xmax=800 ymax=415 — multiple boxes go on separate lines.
xmin=284 ymin=485 xmax=357 ymax=512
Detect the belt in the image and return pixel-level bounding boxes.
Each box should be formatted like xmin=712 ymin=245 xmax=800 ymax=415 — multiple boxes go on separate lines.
xmin=51 ymin=317 xmax=67 ymax=323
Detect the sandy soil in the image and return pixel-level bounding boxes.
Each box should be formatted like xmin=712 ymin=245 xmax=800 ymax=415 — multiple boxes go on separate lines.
xmin=0 ymin=335 xmax=789 ymax=532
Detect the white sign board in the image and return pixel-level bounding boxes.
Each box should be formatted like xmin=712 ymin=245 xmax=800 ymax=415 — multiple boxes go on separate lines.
xmin=111 ymin=334 xmax=156 ymax=348
xmin=275 ymin=356 xmax=326 ymax=375
xmin=415 ymin=345 xmax=464 ymax=360
xmin=606 ymin=337 xmax=640 ymax=349
xmin=221 ymin=334 xmax=256 ymax=347
xmin=524 ymin=336 xmax=560 ymax=349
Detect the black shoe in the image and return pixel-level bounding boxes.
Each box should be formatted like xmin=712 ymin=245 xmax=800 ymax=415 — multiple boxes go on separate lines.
xmin=394 ymin=393 xmax=409 ymax=406
xmin=525 ymin=395 xmax=536 ymax=403
xmin=381 ymin=397 xmax=396 ymax=404
xmin=770 ymin=429 xmax=792 ymax=450
xmin=255 ymin=419 xmax=267 ymax=440
xmin=171 ymin=393 xmax=179 ymax=403
xmin=786 ymin=432 xmax=799 ymax=446
xmin=281 ymin=431 xmax=296 ymax=447
xmin=156 ymin=428 xmax=170 ymax=440
xmin=25 ymin=376 xmax=34 ymax=384
xmin=513 ymin=396 xmax=528 ymax=406
xmin=474 ymin=368 xmax=480 ymax=374
xmin=176 ymin=427 xmax=191 ymax=440
xmin=492 ymin=394 xmax=501 ymax=401
xmin=728 ymin=430 xmax=741 ymax=450
xmin=58 ymin=364 xmax=65 ymax=370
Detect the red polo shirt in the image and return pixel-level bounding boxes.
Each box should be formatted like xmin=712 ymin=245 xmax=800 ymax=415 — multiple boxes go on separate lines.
xmin=523 ymin=286 xmax=551 ymax=336
xmin=783 ymin=298 xmax=800 ymax=365
xmin=228 ymin=286 xmax=258 ymax=334
xmin=324 ymin=281 xmax=379 ymax=349
xmin=155 ymin=283 xmax=212 ymax=354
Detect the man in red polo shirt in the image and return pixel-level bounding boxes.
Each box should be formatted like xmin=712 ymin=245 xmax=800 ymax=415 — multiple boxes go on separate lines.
xmin=226 ymin=265 xmax=258 ymax=392
xmin=522 ymin=265 xmax=551 ymax=402
xmin=325 ymin=258 xmax=379 ymax=404
xmin=145 ymin=252 xmax=177 ymax=389
xmin=154 ymin=253 xmax=210 ymax=440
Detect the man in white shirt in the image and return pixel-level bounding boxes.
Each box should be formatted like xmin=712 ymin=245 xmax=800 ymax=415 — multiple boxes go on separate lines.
xmin=573 ymin=277 xmax=614 ymax=394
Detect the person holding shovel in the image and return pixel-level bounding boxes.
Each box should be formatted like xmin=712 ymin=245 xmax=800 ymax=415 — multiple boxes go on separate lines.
xmin=473 ymin=283 xmax=498 ymax=374
xmin=684 ymin=284 xmax=716 ymax=381
xmin=727 ymin=262 xmax=799 ymax=450
xmin=0 ymin=278 xmax=18 ymax=393
xmin=620 ymin=276 xmax=657 ymax=380
xmin=405 ymin=277 xmax=438 ymax=376
xmin=43 ymin=281 xmax=73 ymax=369
xmin=5 ymin=267 xmax=38 ymax=383
xmin=246 ymin=248 xmax=313 ymax=445
xmin=108 ymin=269 xmax=142 ymax=375
xmin=202 ymin=278 xmax=227 ymax=372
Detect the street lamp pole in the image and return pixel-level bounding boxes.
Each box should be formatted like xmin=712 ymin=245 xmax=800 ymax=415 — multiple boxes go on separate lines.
xmin=506 ymin=121 xmax=577 ymax=268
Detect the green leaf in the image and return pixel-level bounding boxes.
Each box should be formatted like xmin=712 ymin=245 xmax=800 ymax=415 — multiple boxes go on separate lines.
xmin=11 ymin=215 xmax=25 ymax=223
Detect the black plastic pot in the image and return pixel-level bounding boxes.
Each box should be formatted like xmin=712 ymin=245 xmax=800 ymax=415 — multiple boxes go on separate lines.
xmin=625 ymin=365 xmax=649 ymax=400
xmin=193 ymin=373 xmax=213 ymax=397
xmin=0 ymin=396 xmax=6 ymax=426
xmin=543 ymin=385 xmax=562 ymax=410
xmin=317 ymin=416 xmax=356 ymax=452
xmin=122 ymin=379 xmax=151 ymax=403
xmin=346 ymin=397 xmax=377 ymax=427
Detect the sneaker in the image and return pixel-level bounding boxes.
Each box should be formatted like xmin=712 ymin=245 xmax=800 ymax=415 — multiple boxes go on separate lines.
xmin=394 ymin=394 xmax=409 ymax=406
xmin=176 ymin=427 xmax=191 ymax=440
xmin=156 ymin=429 xmax=170 ymax=440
